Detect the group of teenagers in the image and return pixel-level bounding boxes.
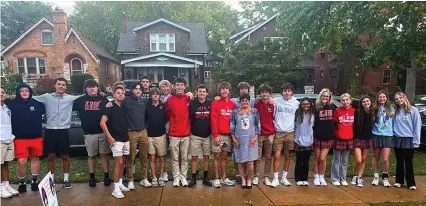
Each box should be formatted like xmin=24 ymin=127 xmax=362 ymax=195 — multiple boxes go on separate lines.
xmin=0 ymin=75 xmax=422 ymax=200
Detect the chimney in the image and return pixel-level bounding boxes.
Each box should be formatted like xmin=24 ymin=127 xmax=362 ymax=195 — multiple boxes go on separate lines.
xmin=52 ymin=7 xmax=68 ymax=38
xmin=121 ymin=13 xmax=128 ymax=33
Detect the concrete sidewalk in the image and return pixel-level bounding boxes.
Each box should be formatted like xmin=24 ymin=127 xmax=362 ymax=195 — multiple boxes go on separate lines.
xmin=2 ymin=176 xmax=426 ymax=206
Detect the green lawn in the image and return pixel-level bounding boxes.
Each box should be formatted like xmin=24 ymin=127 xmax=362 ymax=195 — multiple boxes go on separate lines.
xmin=6 ymin=150 xmax=426 ymax=183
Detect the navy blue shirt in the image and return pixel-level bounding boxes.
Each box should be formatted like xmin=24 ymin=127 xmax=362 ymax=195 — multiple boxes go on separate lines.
xmin=145 ymin=102 xmax=166 ymax=137
xmin=103 ymin=101 xmax=129 ymax=142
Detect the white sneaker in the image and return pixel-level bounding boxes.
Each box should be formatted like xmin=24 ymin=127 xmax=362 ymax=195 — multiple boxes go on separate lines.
xmin=302 ymin=181 xmax=309 ymax=186
xmin=119 ymin=184 xmax=130 ymax=192
xmin=213 ymin=179 xmax=221 ymax=188
xmin=350 ymin=176 xmax=357 ymax=185
xmin=152 ymin=178 xmax=158 ymax=187
xmin=140 ymin=179 xmax=152 ymax=187
xmin=319 ymin=177 xmax=327 ymax=186
xmin=263 ymin=177 xmax=271 ymax=186
xmin=281 ymin=177 xmax=291 ymax=186
xmin=341 ymin=181 xmax=349 ymax=186
xmin=3 ymin=184 xmax=19 ymax=195
xmin=357 ymin=178 xmax=364 ymax=187
xmin=112 ymin=188 xmax=124 ymax=199
xmin=181 ymin=176 xmax=188 ymax=187
xmin=296 ymin=181 xmax=304 ymax=186
xmin=252 ymin=176 xmax=259 ymax=185
xmin=163 ymin=172 xmax=169 ymax=182
xmin=313 ymin=177 xmax=320 ymax=186
xmin=0 ymin=186 xmax=12 ymax=198
xmin=332 ymin=181 xmax=341 ymax=186
xmin=127 ymin=182 xmax=135 ymax=190
xmin=409 ymin=186 xmax=416 ymax=190
xmin=394 ymin=183 xmax=402 ymax=188
xmin=372 ymin=177 xmax=379 ymax=186
xmin=221 ymin=178 xmax=234 ymax=186
xmin=173 ymin=177 xmax=180 ymax=187
xmin=158 ymin=178 xmax=165 ymax=187
xmin=270 ymin=178 xmax=279 ymax=188
xmin=383 ymin=178 xmax=391 ymax=187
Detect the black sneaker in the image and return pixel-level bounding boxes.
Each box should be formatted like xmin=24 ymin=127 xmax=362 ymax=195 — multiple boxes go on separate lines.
xmin=31 ymin=182 xmax=39 ymax=191
xmin=104 ymin=177 xmax=112 ymax=186
xmin=89 ymin=178 xmax=96 ymax=187
xmin=18 ymin=184 xmax=27 ymax=193
xmin=236 ymin=175 xmax=242 ymax=184
xmin=202 ymin=178 xmax=213 ymax=187
xmin=64 ymin=181 xmax=72 ymax=189
xmin=188 ymin=179 xmax=197 ymax=188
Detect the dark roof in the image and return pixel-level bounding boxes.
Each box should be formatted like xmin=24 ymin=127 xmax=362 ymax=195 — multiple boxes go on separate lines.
xmin=117 ymin=21 xmax=208 ymax=54
xmin=205 ymin=54 xmax=223 ymax=61
xmin=80 ymin=36 xmax=118 ymax=62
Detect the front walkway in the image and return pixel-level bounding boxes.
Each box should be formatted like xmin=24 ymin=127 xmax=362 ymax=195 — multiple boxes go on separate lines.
xmin=3 ymin=176 xmax=426 ymax=206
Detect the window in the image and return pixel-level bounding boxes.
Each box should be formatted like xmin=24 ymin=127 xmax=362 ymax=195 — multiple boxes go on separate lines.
xmin=41 ymin=30 xmax=53 ymax=45
xmin=38 ymin=58 xmax=46 ymax=74
xmin=329 ymin=68 xmax=338 ymax=78
xmin=18 ymin=58 xmax=25 ymax=74
xmin=150 ymin=33 xmax=175 ymax=52
xmin=26 ymin=58 xmax=37 ymax=74
xmin=148 ymin=68 xmax=155 ymax=81
xmin=383 ymin=69 xmax=391 ymax=84
xmin=206 ymin=61 xmax=213 ymax=67
xmin=17 ymin=57 xmax=46 ymax=74
xmin=157 ymin=68 xmax=163 ymax=81
xmin=0 ymin=61 xmax=4 ymax=77
xmin=71 ymin=58 xmax=83 ymax=74
xmin=204 ymin=71 xmax=211 ymax=78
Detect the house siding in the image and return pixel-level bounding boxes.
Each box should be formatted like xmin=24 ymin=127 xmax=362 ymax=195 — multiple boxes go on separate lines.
xmin=248 ymin=18 xmax=279 ymax=44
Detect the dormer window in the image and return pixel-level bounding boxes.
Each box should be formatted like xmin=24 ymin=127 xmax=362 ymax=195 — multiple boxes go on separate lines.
xmin=41 ymin=29 xmax=53 ymax=45
xmin=150 ymin=33 xmax=175 ymax=52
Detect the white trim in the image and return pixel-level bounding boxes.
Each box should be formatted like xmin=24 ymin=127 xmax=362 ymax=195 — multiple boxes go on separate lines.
xmin=229 ymin=24 xmax=259 ymax=40
xmin=41 ymin=29 xmax=53 ymax=45
xmin=204 ymin=71 xmax=211 ymax=78
xmin=234 ymin=13 xmax=280 ymax=45
xmin=150 ymin=33 xmax=175 ymax=52
xmin=17 ymin=57 xmax=46 ymax=75
xmin=121 ymin=52 xmax=203 ymax=65
xmin=64 ymin=28 xmax=97 ymax=62
xmin=186 ymin=53 xmax=205 ymax=56
xmin=70 ymin=58 xmax=83 ymax=74
xmin=133 ymin=18 xmax=190 ymax=32
xmin=2 ymin=18 xmax=54 ymax=54
xmin=125 ymin=63 xmax=197 ymax=68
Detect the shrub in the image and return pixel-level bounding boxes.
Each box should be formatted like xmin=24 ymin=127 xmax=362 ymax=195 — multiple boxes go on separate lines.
xmin=1 ymin=67 xmax=23 ymax=97
xmin=71 ymin=73 xmax=94 ymax=93
xmin=34 ymin=75 xmax=56 ymax=94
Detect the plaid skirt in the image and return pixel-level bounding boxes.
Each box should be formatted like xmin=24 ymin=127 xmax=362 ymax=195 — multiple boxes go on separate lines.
xmin=334 ymin=139 xmax=354 ymax=150
xmin=314 ymin=138 xmax=334 ymax=149
xmin=295 ymin=144 xmax=313 ymax=151
xmin=353 ymin=139 xmax=373 ymax=149
xmin=373 ymin=135 xmax=394 ymax=148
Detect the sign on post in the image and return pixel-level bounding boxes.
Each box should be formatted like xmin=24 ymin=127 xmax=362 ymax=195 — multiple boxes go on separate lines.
xmin=39 ymin=172 xmax=58 ymax=206
xmin=304 ymin=86 xmax=314 ymax=94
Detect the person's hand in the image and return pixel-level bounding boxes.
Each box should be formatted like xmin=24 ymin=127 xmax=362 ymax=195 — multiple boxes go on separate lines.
xmin=249 ymin=136 xmax=258 ymax=148
xmin=105 ymin=102 xmax=113 ymax=108
xmin=64 ymin=93 xmax=69 ymax=96
xmin=106 ymin=84 xmax=112 ymax=94
xmin=186 ymin=92 xmax=194 ymax=100
xmin=214 ymin=96 xmax=220 ymax=101
xmin=269 ymin=98 xmax=275 ymax=105
xmin=213 ymin=137 xmax=220 ymax=146
xmin=108 ymin=137 xmax=116 ymax=146
xmin=100 ymin=92 xmax=106 ymax=97
xmin=255 ymin=97 xmax=260 ymax=104
xmin=233 ymin=137 xmax=240 ymax=149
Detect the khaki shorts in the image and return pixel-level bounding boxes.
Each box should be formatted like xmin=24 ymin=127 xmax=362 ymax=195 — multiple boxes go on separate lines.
xmin=190 ymin=135 xmax=211 ymax=156
xmin=211 ymin=135 xmax=232 ymax=153
xmin=111 ymin=141 xmax=130 ymax=157
xmin=273 ymin=132 xmax=295 ymax=152
xmin=84 ymin=133 xmax=111 ymax=156
xmin=148 ymin=134 xmax=167 ymax=156
xmin=0 ymin=143 xmax=14 ymax=164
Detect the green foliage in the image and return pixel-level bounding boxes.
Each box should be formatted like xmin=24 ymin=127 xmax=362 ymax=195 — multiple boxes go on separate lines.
xmin=0 ymin=1 xmax=52 ymax=47
xmin=1 ymin=67 xmax=23 ymax=97
xmin=34 ymin=75 xmax=56 ymax=95
xmin=71 ymin=73 xmax=94 ymax=93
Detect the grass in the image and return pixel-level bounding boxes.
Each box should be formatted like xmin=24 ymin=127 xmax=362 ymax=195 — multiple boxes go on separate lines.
xmin=5 ymin=149 xmax=426 ymax=184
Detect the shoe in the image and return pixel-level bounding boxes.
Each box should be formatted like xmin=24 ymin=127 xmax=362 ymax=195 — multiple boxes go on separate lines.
xmin=341 ymin=181 xmax=349 ymax=186
xmin=104 ymin=177 xmax=112 ymax=186
xmin=302 ymin=181 xmax=309 ymax=186
xmin=140 ymin=179 xmax=152 ymax=187
xmin=313 ymin=177 xmax=320 ymax=186
xmin=263 ymin=177 xmax=271 ymax=186
xmin=351 ymin=176 xmax=357 ymax=185
xmin=357 ymin=178 xmax=364 ymax=187
xmin=173 ymin=177 xmax=180 ymax=187
xmin=246 ymin=185 xmax=252 ymax=189
xmin=296 ymin=181 xmax=304 ymax=186
xmin=213 ymin=179 xmax=221 ymax=188
xmin=270 ymin=178 xmax=279 ymax=188
xmin=202 ymin=178 xmax=212 ymax=187
xmin=31 ymin=181 xmax=39 ymax=191
xmin=221 ymin=178 xmax=235 ymax=186
xmin=3 ymin=185 xmax=19 ymax=196
xmin=236 ymin=175 xmax=242 ymax=184
xmin=188 ymin=179 xmax=196 ymax=188
xmin=152 ymin=178 xmax=158 ymax=187
xmin=119 ymin=183 xmax=130 ymax=192
xmin=252 ymin=176 xmax=259 ymax=185
xmin=127 ymin=182 xmax=135 ymax=190
xmin=281 ymin=177 xmax=291 ymax=186
xmin=383 ymin=178 xmax=391 ymax=187
xmin=18 ymin=184 xmax=26 ymax=193
xmin=394 ymin=183 xmax=402 ymax=188
xmin=112 ymin=188 xmax=124 ymax=199
xmin=319 ymin=177 xmax=327 ymax=186
xmin=64 ymin=181 xmax=72 ymax=189
xmin=89 ymin=178 xmax=96 ymax=187
xmin=163 ymin=172 xmax=169 ymax=182
xmin=332 ymin=181 xmax=341 ymax=186
xmin=181 ymin=177 xmax=189 ymax=187
xmin=409 ymin=186 xmax=416 ymax=190
xmin=372 ymin=177 xmax=379 ymax=186
xmin=158 ymin=178 xmax=166 ymax=187
xmin=241 ymin=184 xmax=247 ymax=189
xmin=0 ymin=186 xmax=12 ymax=198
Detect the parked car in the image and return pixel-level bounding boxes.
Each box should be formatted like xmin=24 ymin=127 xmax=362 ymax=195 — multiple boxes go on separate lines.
xmin=42 ymin=111 xmax=85 ymax=149
xmin=414 ymin=96 xmax=426 ymax=147
xmin=271 ymin=93 xmax=344 ymax=108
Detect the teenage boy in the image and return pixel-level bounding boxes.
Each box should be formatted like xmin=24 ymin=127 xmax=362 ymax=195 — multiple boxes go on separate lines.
xmin=188 ymin=84 xmax=213 ymax=187
xmin=140 ymin=76 xmax=151 ymax=100
xmin=159 ymin=80 xmax=171 ymax=182
xmin=166 ymin=77 xmax=192 ymax=187
xmin=0 ymin=87 xmax=19 ymax=198
xmin=211 ymin=82 xmax=236 ymax=188
xmin=73 ymin=79 xmax=111 ymax=187
xmin=33 ymin=78 xmax=79 ymax=188
xmin=145 ymin=88 xmax=167 ymax=187
xmin=6 ymin=83 xmax=44 ymax=193
xmin=100 ymin=86 xmax=130 ymax=199
xmin=253 ymin=84 xmax=275 ymax=186
xmin=270 ymin=83 xmax=300 ymax=187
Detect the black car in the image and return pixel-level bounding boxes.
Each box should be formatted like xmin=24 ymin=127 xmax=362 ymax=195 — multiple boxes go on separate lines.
xmin=414 ymin=97 xmax=426 ymax=147
xmin=42 ymin=111 xmax=85 ymax=149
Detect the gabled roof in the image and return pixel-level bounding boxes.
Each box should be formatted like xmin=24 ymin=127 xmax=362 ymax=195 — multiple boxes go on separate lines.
xmin=121 ymin=52 xmax=203 ymax=65
xmin=117 ymin=20 xmax=208 ymax=54
xmin=205 ymin=54 xmax=223 ymax=61
xmin=229 ymin=24 xmax=259 ymax=40
xmin=2 ymin=18 xmax=54 ymax=54
xmin=233 ymin=13 xmax=279 ymax=45
xmin=133 ymin=18 xmax=190 ymax=32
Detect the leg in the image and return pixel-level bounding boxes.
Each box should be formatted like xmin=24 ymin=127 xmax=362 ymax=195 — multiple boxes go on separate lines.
xmin=331 ymin=149 xmax=342 ymax=182
xmin=254 ymin=136 xmax=264 ymax=177
xmin=263 ymin=135 xmax=274 ymax=178
xmin=340 ymin=150 xmax=350 ymax=182
xmin=220 ymin=151 xmax=228 ymax=178
xmin=213 ymin=152 xmax=221 ymax=179
xmin=29 ymin=156 xmax=40 ymax=178
xmin=203 ymin=155 xmax=209 ymax=172
xmin=372 ymin=148 xmax=381 ymax=174
xmin=247 ymin=161 xmax=254 ymax=186
xmin=100 ymin=153 xmax=110 ymax=173
xmin=47 ymin=154 xmax=56 ymax=175
xmin=381 ymin=148 xmax=391 ymax=174
xmin=238 ymin=163 xmax=246 ymax=185
xmin=1 ymin=162 xmax=8 ymax=182
xmin=234 ymin=159 xmax=239 ymax=177
xmin=169 ymin=137 xmax=181 ymax=180
xmin=88 ymin=156 xmax=96 ymax=174
xmin=180 ymin=136 xmax=190 ymax=179
xmin=191 ymin=156 xmax=198 ymax=174
xmin=98 ymin=133 xmax=111 ymax=174
xmin=114 ymin=156 xmax=124 ymax=184
xmin=394 ymin=148 xmax=405 ymax=184
xmin=17 ymin=158 xmax=28 ymax=180
xmin=303 ymin=151 xmax=312 ymax=181
xmin=150 ymin=154 xmax=157 ymax=178
xmin=358 ymin=149 xmax=369 ymax=177
xmin=294 ymin=151 xmax=303 ymax=182
xmin=313 ymin=147 xmax=321 ymax=175
xmin=159 ymin=156 xmax=166 ymax=178
xmin=403 ymin=149 xmax=415 ymax=187
xmin=126 ymin=133 xmax=138 ymax=183
xmin=139 ymin=130 xmax=149 ymax=180
xmin=273 ymin=151 xmax=281 ymax=173
xmin=61 ymin=155 xmax=70 ymax=173
xmin=282 ymin=149 xmax=291 ymax=178
xmin=319 ymin=148 xmax=330 ymax=175
xmin=353 ymin=148 xmax=362 ymax=177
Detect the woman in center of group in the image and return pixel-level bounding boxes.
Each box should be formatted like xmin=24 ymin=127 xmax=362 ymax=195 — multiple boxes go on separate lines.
xmin=231 ymin=94 xmax=260 ymax=189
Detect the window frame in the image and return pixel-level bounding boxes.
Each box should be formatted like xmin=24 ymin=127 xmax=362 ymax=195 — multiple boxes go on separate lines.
xmin=17 ymin=57 xmax=46 ymax=75
xmin=41 ymin=29 xmax=53 ymax=45
xmin=383 ymin=69 xmax=391 ymax=84
xmin=150 ymin=33 xmax=176 ymax=52
xmin=105 ymin=61 xmax=109 ymax=76
xmin=70 ymin=58 xmax=83 ymax=75
xmin=204 ymin=71 xmax=211 ymax=79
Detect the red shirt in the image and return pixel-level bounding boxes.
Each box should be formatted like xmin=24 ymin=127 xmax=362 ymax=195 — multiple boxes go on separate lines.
xmin=333 ymin=106 xmax=355 ymax=140
xmin=254 ymin=100 xmax=275 ymax=135
xmin=210 ymin=97 xmax=235 ymax=138
xmin=166 ymin=94 xmax=191 ymax=137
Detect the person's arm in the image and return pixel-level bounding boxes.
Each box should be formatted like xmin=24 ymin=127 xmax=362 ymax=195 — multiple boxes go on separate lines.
xmin=165 ymin=99 xmax=171 ymax=122
xmin=230 ymin=110 xmax=239 ymax=149
xmin=412 ymin=108 xmax=422 ymax=148
xmin=100 ymin=114 xmax=115 ymax=145
xmin=210 ymin=101 xmax=219 ymax=139
xmin=32 ymin=93 xmax=48 ymax=103
xmin=253 ymin=109 xmax=261 ymax=136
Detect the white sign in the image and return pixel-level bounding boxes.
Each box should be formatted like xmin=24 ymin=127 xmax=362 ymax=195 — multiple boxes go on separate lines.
xmin=249 ymin=85 xmax=255 ymax=100
xmin=39 ymin=172 xmax=58 ymax=206
xmin=304 ymin=86 xmax=314 ymax=94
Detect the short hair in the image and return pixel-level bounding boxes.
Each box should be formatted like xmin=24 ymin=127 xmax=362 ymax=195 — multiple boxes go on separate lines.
xmin=113 ymin=81 xmax=125 ymax=90
xmin=239 ymin=93 xmax=250 ymax=102
xmin=341 ymin=93 xmax=352 ymax=100
xmin=281 ymin=82 xmax=294 ymax=93
xmin=237 ymin=82 xmax=250 ymax=90
xmin=159 ymin=80 xmax=171 ymax=88
xmin=140 ymin=75 xmax=150 ymax=82
xmin=150 ymin=87 xmax=161 ymax=96
xmin=130 ymin=82 xmax=142 ymax=90
xmin=174 ymin=77 xmax=187 ymax=86
xmin=54 ymin=77 xmax=68 ymax=85
xmin=257 ymin=84 xmax=272 ymax=94
xmin=217 ymin=82 xmax=231 ymax=92
xmin=197 ymin=84 xmax=208 ymax=93
xmin=113 ymin=86 xmax=124 ymax=93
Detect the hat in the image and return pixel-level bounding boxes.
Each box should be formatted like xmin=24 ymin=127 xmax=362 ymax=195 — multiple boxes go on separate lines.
xmin=83 ymin=79 xmax=99 ymax=90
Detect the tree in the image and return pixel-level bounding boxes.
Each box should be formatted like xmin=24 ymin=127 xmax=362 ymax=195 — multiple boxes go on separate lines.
xmin=1 ymin=1 xmax=52 ymax=47
xmin=34 ymin=75 xmax=56 ymax=95
xmin=1 ymin=67 xmax=23 ymax=97
xmin=71 ymin=73 xmax=94 ymax=93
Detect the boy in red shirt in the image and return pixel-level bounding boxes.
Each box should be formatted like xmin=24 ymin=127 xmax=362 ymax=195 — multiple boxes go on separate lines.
xmin=253 ymin=84 xmax=275 ymax=186
xmin=211 ymin=82 xmax=236 ymax=188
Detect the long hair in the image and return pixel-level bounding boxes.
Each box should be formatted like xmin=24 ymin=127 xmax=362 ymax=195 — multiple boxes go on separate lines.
xmin=395 ymin=92 xmax=412 ymax=115
xmin=315 ymin=88 xmax=332 ymax=110
xmin=357 ymin=95 xmax=375 ymax=128
xmin=375 ymin=90 xmax=393 ymax=120
xmin=296 ymin=97 xmax=314 ymax=124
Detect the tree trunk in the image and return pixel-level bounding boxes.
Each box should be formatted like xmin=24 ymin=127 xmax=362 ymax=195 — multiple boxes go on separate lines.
xmin=405 ymin=51 xmax=417 ymax=102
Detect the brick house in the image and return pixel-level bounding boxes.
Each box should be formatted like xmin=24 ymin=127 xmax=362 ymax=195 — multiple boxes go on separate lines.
xmin=1 ymin=8 xmax=119 ymax=88
xmin=117 ymin=17 xmax=208 ymax=89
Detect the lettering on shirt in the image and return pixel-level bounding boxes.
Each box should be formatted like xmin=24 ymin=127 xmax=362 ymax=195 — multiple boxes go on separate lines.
xmin=339 ymin=113 xmax=354 ymax=125
xmin=276 ymin=106 xmax=295 ymax=114
xmin=195 ymin=105 xmax=210 ymax=119
xmin=319 ymin=110 xmax=333 ymax=120
xmin=220 ymin=108 xmax=233 ymax=120
xmin=84 ymin=101 xmax=101 ymax=111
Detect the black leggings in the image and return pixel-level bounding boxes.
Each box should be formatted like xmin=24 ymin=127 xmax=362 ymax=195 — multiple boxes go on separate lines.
xmin=394 ymin=148 xmax=415 ymax=187
xmin=295 ymin=150 xmax=311 ymax=182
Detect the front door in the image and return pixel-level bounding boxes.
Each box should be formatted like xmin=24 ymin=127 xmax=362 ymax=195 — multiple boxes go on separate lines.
xmin=164 ymin=68 xmax=178 ymax=83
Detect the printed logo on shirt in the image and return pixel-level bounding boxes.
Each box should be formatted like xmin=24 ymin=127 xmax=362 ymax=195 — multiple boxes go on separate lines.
xmin=267 ymin=107 xmax=272 ymax=113
xmin=220 ymin=108 xmax=233 ymax=120
xmin=195 ymin=105 xmax=210 ymax=119
xmin=7 ymin=110 xmax=11 ymax=117
xmin=339 ymin=113 xmax=354 ymax=125
xmin=276 ymin=106 xmax=295 ymax=114
xmin=241 ymin=116 xmax=250 ymax=130
xmin=319 ymin=110 xmax=333 ymax=120
xmin=85 ymin=101 xmax=101 ymax=111
xmin=30 ymin=106 xmax=35 ymax=111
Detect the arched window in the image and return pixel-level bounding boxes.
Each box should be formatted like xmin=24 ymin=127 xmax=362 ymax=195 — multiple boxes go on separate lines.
xmin=70 ymin=58 xmax=83 ymax=74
